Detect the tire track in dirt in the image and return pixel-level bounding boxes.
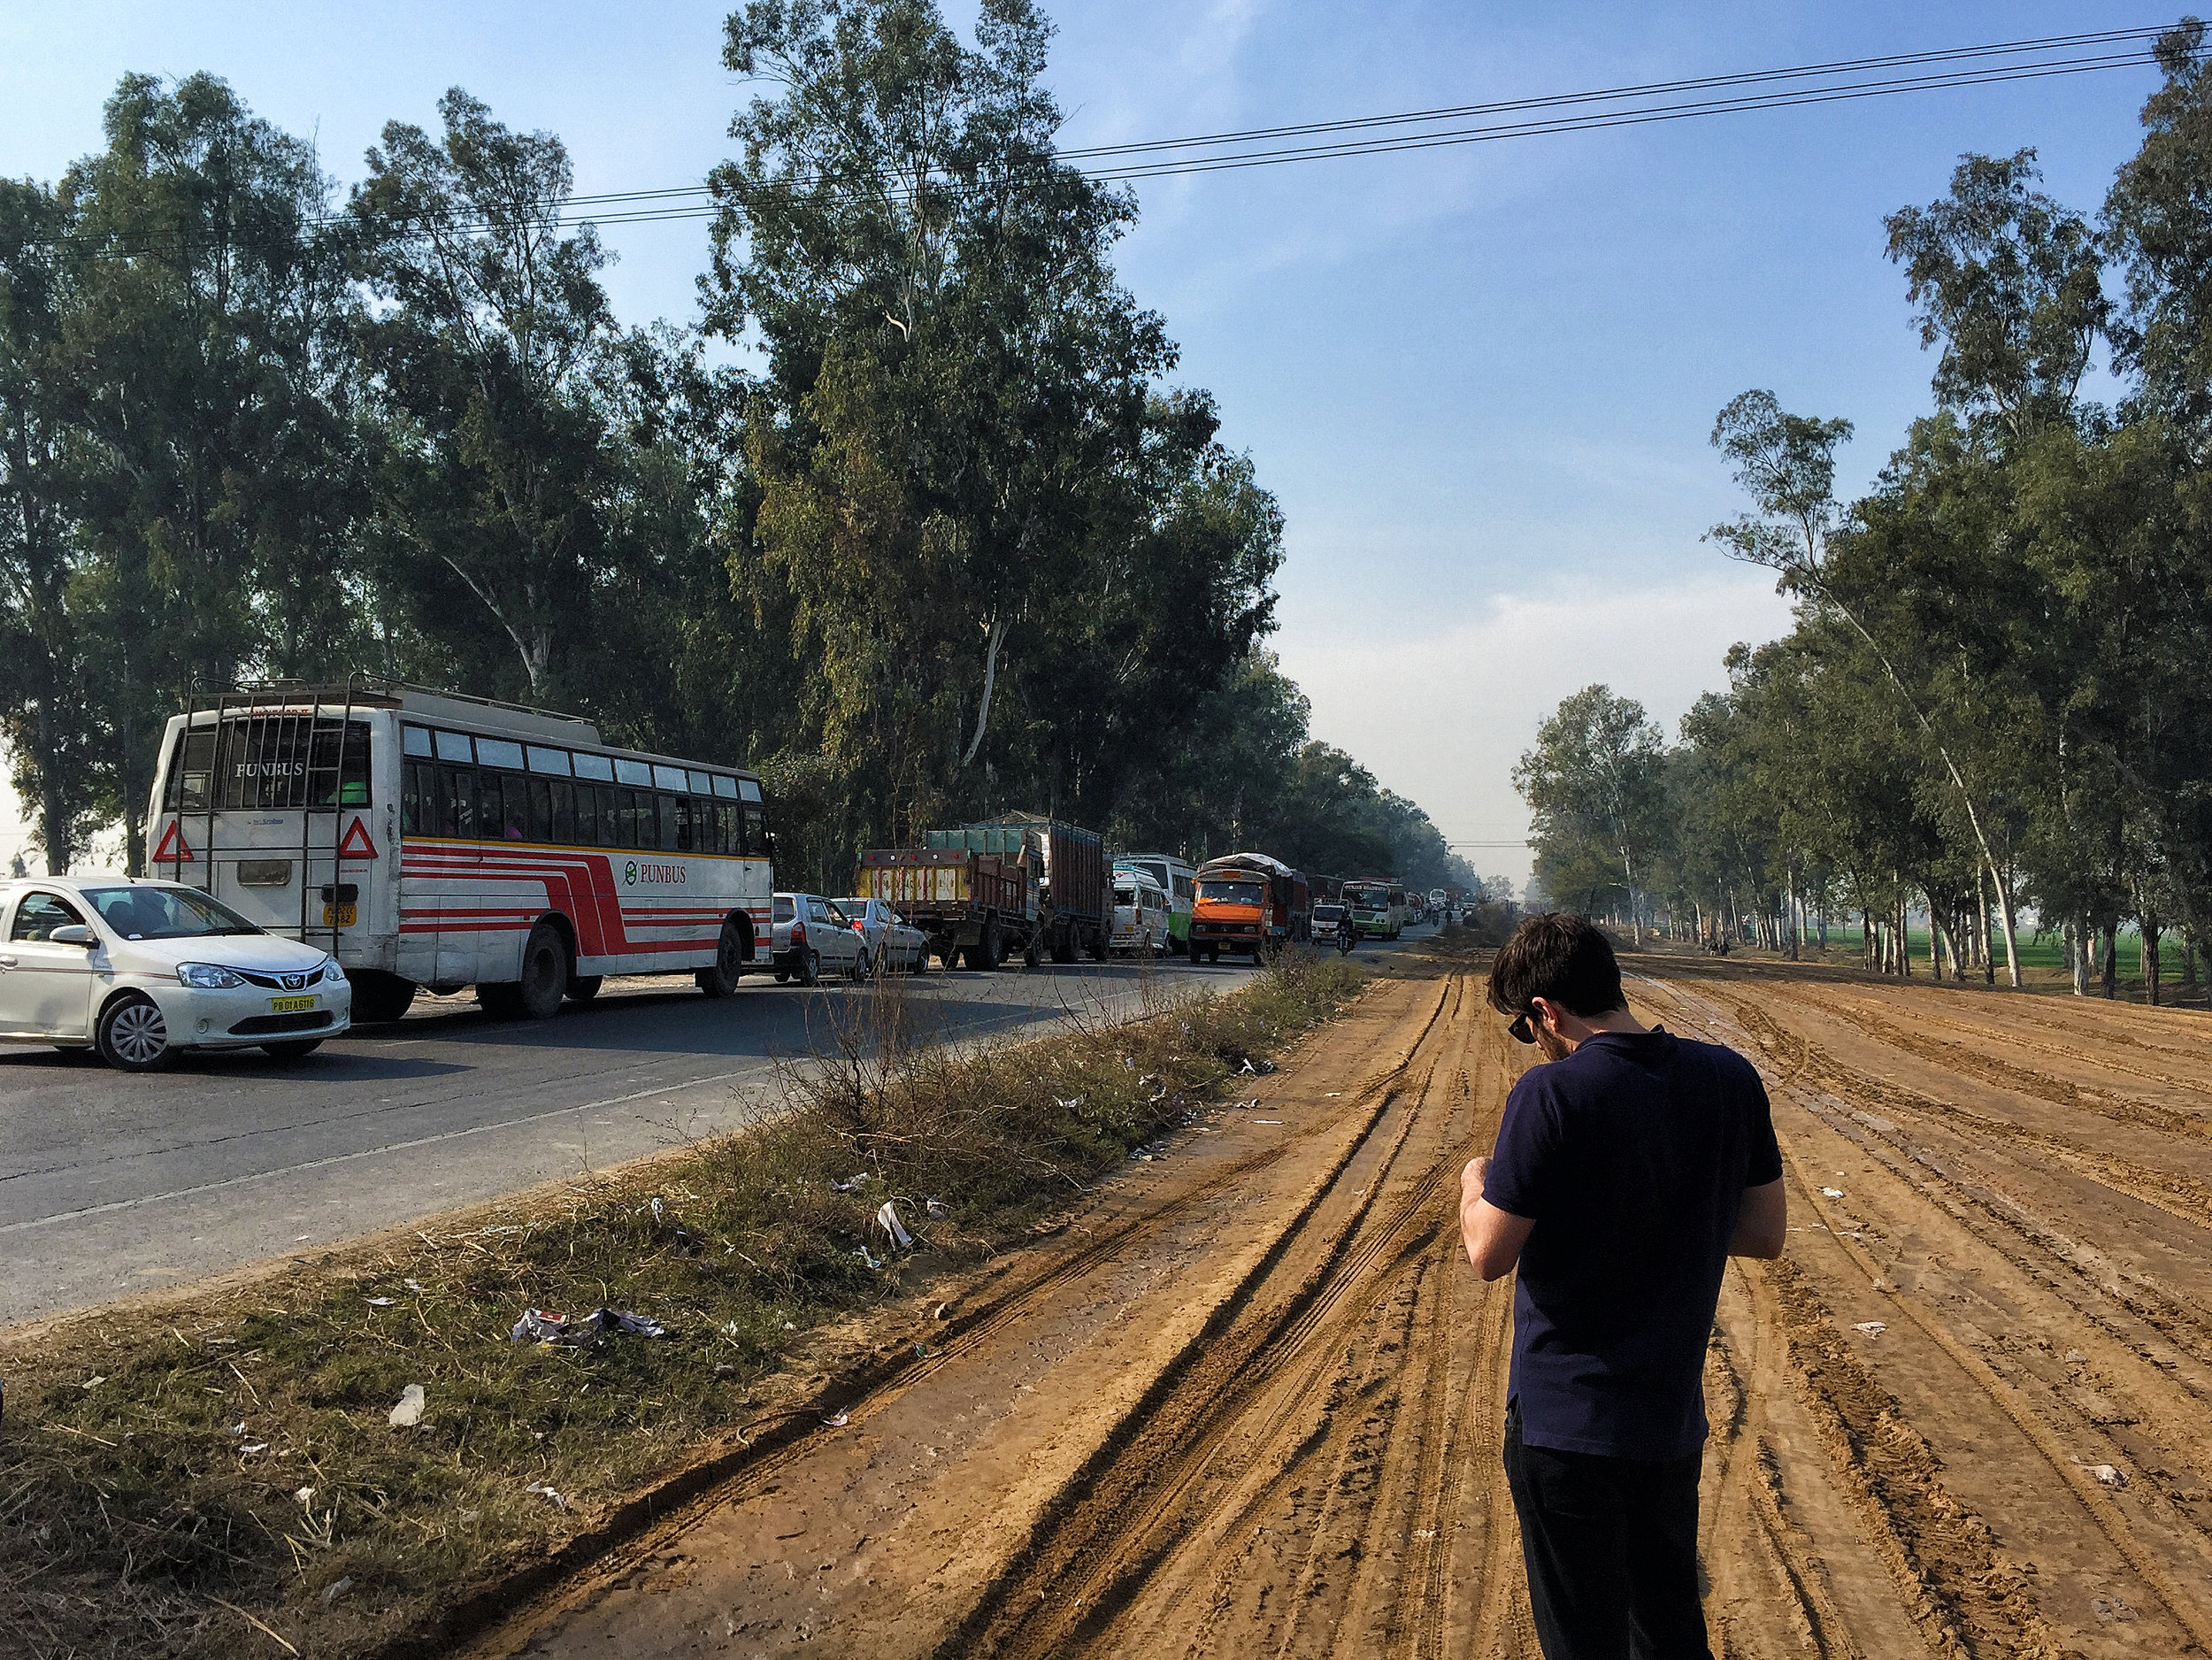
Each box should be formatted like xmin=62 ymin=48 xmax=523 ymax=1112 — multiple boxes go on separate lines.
xmin=937 ymin=976 xmax=1502 ymax=1660
xmin=1750 ymin=979 xmax=2212 ymax=1141
xmin=460 ymin=977 xmax=1458 ymax=1660
xmin=1647 ymin=971 xmax=2212 ymax=1657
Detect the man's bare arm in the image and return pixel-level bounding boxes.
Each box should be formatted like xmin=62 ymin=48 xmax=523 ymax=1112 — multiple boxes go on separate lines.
xmin=1461 ymin=1157 xmax=1538 ymax=1281
xmin=1729 ymin=1178 xmax=1787 ymax=1259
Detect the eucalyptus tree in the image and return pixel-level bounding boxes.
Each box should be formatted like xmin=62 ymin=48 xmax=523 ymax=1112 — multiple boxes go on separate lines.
xmin=0 ymin=179 xmax=101 ymax=870
xmin=60 ymin=72 xmax=363 ymax=865
xmin=354 ymin=88 xmax=620 ymax=703
xmin=1515 ymin=685 xmax=1667 ymax=943
xmin=1709 ymin=391 xmax=2032 ymax=982
xmin=1885 ymin=150 xmax=2106 ymax=440
xmin=705 ymin=0 xmax=1279 ymax=842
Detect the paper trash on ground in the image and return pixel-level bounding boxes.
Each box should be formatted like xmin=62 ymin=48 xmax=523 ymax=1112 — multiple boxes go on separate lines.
xmin=388 ymin=1384 xmax=426 ymax=1427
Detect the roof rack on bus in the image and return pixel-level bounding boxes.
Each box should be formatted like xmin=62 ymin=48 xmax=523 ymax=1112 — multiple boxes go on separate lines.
xmin=214 ymin=678 xmax=599 ymax=730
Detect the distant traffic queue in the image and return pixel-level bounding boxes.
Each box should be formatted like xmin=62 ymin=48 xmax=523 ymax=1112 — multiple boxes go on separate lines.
xmin=129 ymin=680 xmax=1424 ymax=1043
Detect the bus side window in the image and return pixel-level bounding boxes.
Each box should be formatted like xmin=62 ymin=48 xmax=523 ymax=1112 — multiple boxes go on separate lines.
xmin=527 ymin=778 xmax=553 ymax=843
xmin=672 ymin=797 xmax=693 ymax=853
xmin=401 ymin=762 xmax=422 ymax=835
xmin=657 ymin=794 xmax=680 ymax=851
xmin=432 ymin=765 xmax=464 ymax=839
xmin=551 ymin=780 xmax=576 ymax=844
xmin=591 ymin=786 xmax=615 ymax=848
xmin=716 ymin=803 xmax=736 ymax=856
xmin=610 ymin=788 xmax=635 ymax=848
xmin=744 ymin=804 xmax=766 ymax=858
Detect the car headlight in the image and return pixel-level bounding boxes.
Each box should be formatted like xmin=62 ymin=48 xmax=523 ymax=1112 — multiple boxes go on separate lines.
xmin=320 ymin=957 xmax=348 ymax=984
xmin=176 ymin=962 xmax=246 ymax=988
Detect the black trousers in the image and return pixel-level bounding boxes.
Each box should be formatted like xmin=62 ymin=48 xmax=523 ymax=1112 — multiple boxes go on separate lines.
xmin=1501 ymin=1405 xmax=1713 ymax=1660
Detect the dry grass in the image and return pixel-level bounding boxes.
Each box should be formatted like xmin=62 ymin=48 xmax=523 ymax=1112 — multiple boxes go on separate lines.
xmin=0 ymin=950 xmax=1365 ymax=1660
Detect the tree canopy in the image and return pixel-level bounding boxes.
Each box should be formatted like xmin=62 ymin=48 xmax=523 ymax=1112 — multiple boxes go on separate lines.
xmin=0 ymin=7 xmax=1465 ymax=897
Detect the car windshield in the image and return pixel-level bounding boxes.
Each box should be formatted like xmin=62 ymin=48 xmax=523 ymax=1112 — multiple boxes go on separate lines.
xmin=1198 ymin=880 xmax=1265 ymax=906
xmin=1114 ymin=887 xmax=1137 ymax=903
xmin=81 ymin=885 xmax=264 ymax=940
xmin=1313 ymin=904 xmax=1347 ymax=921
xmin=840 ymin=900 xmax=874 ymax=917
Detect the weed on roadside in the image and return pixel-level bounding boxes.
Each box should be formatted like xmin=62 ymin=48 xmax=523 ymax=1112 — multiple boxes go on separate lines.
xmin=0 ymin=951 xmax=1363 ymax=1660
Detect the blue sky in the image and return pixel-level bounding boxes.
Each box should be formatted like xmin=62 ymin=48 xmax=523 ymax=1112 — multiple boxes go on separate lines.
xmin=0 ymin=2 xmax=2169 ymax=880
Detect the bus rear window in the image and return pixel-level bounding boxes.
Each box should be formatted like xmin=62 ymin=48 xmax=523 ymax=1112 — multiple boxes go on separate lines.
xmin=166 ymin=718 xmax=371 ymax=811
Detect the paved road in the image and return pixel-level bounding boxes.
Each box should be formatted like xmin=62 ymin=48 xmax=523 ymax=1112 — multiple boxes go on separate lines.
xmin=1 ymin=929 xmax=1437 ymax=1328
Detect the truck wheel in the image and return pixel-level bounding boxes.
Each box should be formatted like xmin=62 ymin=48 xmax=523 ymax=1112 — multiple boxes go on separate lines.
xmin=1025 ymin=934 xmax=1041 ymax=969
xmin=1086 ymin=926 xmax=1108 ymax=962
xmin=1050 ymin=924 xmax=1076 ymax=964
xmin=977 ymin=920 xmax=1002 ymax=972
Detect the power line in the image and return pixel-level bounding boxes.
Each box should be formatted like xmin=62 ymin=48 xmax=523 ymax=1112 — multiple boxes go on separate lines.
xmin=30 ymin=22 xmax=2195 ymax=255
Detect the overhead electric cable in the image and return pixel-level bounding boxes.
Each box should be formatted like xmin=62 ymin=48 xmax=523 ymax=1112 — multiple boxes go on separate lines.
xmin=33 ymin=22 xmax=2198 ymax=255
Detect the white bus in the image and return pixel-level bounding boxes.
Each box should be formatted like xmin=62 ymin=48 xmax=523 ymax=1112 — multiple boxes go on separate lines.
xmin=147 ymin=683 xmax=774 ymax=1023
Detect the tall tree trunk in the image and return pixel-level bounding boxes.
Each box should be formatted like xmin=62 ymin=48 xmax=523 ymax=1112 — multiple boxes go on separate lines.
xmin=2101 ymin=926 xmax=2118 ymax=1000
xmin=2142 ymin=917 xmax=2162 ymax=1008
xmin=1991 ymin=872 xmax=2008 ymax=987
xmin=1898 ymin=894 xmax=1912 ymax=978
xmin=1985 ymin=871 xmax=2021 ymax=989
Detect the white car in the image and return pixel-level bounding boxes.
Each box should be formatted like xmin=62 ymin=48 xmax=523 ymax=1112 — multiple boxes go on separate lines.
xmin=838 ymin=898 xmax=931 ymax=973
xmin=770 ymin=892 xmax=867 ymax=984
xmin=0 ymin=876 xmax=353 ymax=1071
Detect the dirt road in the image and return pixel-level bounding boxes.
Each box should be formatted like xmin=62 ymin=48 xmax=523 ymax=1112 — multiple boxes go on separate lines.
xmin=469 ymin=944 xmax=2212 ymax=1659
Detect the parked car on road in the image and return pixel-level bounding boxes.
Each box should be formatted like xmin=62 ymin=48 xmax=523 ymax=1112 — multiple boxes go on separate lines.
xmin=838 ymin=897 xmax=931 ymax=973
xmin=771 ymin=893 xmax=867 ymax=984
xmin=0 ymin=875 xmax=354 ymax=1071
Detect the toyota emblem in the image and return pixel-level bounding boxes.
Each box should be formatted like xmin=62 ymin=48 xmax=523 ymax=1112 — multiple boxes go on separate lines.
xmin=280 ymin=972 xmax=307 ymax=990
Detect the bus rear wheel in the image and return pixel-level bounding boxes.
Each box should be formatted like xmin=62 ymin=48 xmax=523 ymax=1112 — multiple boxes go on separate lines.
xmin=480 ymin=923 xmax=567 ymax=1021
xmin=696 ymin=917 xmax=747 ymax=998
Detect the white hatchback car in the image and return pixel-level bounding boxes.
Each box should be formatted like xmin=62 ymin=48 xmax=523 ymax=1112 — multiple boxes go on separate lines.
xmin=0 ymin=876 xmax=353 ymax=1071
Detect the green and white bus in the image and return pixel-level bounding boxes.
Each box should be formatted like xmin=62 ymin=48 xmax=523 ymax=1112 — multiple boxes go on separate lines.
xmin=1112 ymin=853 xmax=1195 ymax=954
xmin=1341 ymin=879 xmax=1407 ymax=940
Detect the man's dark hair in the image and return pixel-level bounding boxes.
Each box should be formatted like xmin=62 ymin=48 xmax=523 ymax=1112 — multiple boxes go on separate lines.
xmin=1486 ymin=912 xmax=1625 ymax=1018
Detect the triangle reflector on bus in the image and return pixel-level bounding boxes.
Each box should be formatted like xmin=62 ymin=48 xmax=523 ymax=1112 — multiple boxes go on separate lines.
xmin=151 ymin=820 xmax=193 ymax=863
xmin=337 ymin=818 xmax=379 ymax=862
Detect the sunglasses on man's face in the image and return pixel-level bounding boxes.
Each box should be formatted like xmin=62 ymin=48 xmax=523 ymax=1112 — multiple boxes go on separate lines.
xmin=1509 ymin=1010 xmax=1537 ymax=1045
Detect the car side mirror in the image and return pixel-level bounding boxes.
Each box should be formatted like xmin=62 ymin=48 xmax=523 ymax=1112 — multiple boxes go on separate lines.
xmin=50 ymin=924 xmax=96 ymax=947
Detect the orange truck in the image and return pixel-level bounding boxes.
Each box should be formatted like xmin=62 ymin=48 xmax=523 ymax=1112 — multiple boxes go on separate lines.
xmin=1189 ymin=852 xmax=1310 ymax=964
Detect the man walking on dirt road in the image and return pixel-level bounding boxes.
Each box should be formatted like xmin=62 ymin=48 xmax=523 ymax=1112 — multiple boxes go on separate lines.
xmin=1460 ymin=913 xmax=1787 ymax=1658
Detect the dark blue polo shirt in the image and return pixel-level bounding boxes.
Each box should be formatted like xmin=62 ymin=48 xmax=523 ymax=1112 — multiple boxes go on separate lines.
xmin=1483 ymin=1026 xmax=1781 ymax=1461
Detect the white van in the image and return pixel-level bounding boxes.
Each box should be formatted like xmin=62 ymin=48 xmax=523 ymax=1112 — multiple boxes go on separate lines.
xmin=1110 ymin=870 xmax=1171 ymax=957
xmin=1112 ymin=854 xmax=1194 ymax=954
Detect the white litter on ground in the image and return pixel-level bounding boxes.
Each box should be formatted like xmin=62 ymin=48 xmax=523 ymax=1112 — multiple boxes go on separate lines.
xmin=388 ymin=1384 xmax=426 ymax=1428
